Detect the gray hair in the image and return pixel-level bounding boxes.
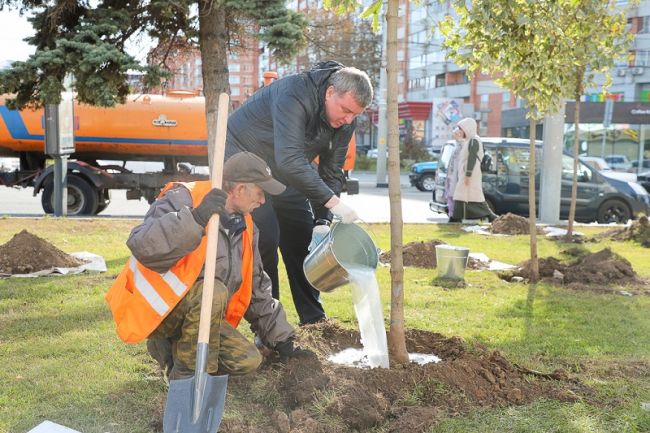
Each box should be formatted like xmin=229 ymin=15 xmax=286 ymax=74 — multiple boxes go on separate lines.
xmin=328 ymin=67 xmax=374 ymax=108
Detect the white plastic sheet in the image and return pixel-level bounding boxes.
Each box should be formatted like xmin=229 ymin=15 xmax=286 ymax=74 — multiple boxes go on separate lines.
xmin=0 ymin=251 xmax=107 ymax=278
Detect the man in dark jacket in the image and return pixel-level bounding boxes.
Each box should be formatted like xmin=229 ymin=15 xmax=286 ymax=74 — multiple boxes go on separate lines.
xmin=225 ymin=61 xmax=373 ymax=325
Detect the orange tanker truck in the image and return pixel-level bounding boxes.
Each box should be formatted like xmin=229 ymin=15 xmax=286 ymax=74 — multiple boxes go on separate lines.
xmin=0 ymin=91 xmax=358 ymax=215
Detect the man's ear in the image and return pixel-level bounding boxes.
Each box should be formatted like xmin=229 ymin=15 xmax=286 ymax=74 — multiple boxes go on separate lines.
xmin=325 ymin=85 xmax=334 ymax=100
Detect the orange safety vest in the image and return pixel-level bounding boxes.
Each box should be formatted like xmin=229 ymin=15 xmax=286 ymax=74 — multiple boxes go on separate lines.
xmin=105 ymin=181 xmax=254 ymax=343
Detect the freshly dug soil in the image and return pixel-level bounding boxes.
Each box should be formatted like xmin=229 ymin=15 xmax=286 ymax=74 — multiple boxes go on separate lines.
xmin=379 ymin=239 xmax=446 ymax=268
xmin=596 ymin=215 xmax=650 ymax=247
xmin=490 ymin=213 xmax=532 ymax=235
xmin=0 ymin=230 xmax=84 ymax=274
xmin=503 ymin=248 xmax=643 ymax=292
xmin=214 ymin=321 xmax=590 ymax=433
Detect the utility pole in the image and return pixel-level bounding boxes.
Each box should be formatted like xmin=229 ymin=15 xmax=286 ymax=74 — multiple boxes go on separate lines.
xmin=375 ymin=0 xmax=388 ymax=188
xmin=539 ymin=103 xmax=565 ymax=224
xmin=44 ymin=74 xmax=76 ymax=217
xmin=600 ymin=98 xmax=614 ymax=158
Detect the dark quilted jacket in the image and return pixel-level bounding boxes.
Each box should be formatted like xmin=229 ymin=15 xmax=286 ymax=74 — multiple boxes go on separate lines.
xmin=226 ymin=61 xmax=355 ymax=207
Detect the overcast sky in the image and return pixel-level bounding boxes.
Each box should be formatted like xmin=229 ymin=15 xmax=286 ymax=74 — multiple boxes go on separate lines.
xmin=0 ymin=9 xmax=35 ymax=65
xmin=0 ymin=8 xmax=150 ymax=67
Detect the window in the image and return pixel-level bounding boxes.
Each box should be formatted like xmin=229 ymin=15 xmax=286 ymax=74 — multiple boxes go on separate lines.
xmin=480 ymin=94 xmax=489 ymax=110
xmin=229 ymin=75 xmax=240 ymax=85
xmin=231 ymin=87 xmax=240 ymax=96
xmin=502 ymin=92 xmax=511 ymax=109
xmin=230 ymin=64 xmax=240 ymax=72
xmin=634 ymin=51 xmax=650 ymax=67
xmin=642 ymin=16 xmax=650 ymax=33
xmin=561 ymin=155 xmax=591 ymax=182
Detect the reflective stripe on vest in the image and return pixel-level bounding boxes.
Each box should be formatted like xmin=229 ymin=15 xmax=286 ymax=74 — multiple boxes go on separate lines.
xmin=105 ymin=180 xmax=255 ymax=342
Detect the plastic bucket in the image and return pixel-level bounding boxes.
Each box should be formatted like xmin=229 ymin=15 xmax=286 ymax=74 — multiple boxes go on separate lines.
xmin=435 ymin=245 xmax=469 ymax=280
xmin=303 ymin=223 xmax=378 ymax=292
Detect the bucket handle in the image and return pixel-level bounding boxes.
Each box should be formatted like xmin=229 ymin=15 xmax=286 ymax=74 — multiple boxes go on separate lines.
xmin=353 ymin=218 xmax=382 ymax=256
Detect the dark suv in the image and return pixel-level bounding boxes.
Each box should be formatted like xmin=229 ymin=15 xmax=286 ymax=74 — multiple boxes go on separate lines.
xmin=429 ymin=138 xmax=650 ymax=223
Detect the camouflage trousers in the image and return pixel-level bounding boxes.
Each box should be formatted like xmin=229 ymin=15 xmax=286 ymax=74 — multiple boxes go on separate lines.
xmin=147 ymin=279 xmax=262 ymax=380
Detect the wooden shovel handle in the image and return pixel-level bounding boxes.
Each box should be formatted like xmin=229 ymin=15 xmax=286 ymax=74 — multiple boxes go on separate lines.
xmin=197 ymin=93 xmax=230 ymax=345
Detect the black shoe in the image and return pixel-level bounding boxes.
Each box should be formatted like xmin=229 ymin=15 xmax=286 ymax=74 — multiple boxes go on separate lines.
xmin=448 ymin=217 xmax=461 ymax=223
xmin=299 ymin=315 xmax=327 ymax=326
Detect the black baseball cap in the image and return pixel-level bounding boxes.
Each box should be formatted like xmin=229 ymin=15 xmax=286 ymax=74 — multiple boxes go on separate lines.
xmin=224 ymin=152 xmax=286 ymax=195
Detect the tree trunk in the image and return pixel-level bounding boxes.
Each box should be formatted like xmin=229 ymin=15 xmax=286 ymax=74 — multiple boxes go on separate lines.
xmin=528 ymin=116 xmax=539 ymax=282
xmin=386 ymin=0 xmax=408 ymax=365
xmin=567 ymin=71 xmax=584 ymax=239
xmin=198 ymin=0 xmax=230 ymax=171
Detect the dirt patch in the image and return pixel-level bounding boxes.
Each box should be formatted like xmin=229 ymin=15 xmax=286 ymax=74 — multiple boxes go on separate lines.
xmin=0 ymin=230 xmax=84 ymax=275
xmin=490 ymin=213 xmax=532 ymax=235
xmin=379 ymin=239 xmax=445 ymax=268
xmin=502 ymin=248 xmax=646 ymax=293
xmin=220 ymin=321 xmax=590 ymax=433
xmin=596 ymin=215 xmax=650 ymax=247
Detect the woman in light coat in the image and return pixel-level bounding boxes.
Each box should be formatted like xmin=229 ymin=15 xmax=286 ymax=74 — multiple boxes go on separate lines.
xmin=451 ymin=117 xmax=497 ymax=221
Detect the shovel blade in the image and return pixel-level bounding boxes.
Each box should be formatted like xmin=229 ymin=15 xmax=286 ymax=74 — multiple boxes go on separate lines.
xmin=163 ymin=374 xmax=228 ymax=433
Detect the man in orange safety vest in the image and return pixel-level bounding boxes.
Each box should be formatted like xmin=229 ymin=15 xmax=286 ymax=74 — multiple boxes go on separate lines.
xmin=106 ymin=152 xmax=313 ymax=380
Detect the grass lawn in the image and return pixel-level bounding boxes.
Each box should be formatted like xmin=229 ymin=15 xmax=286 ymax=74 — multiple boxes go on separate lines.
xmin=0 ymin=218 xmax=649 ymax=433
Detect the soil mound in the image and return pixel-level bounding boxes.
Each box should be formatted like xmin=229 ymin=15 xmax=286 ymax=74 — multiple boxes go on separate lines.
xmin=220 ymin=321 xmax=588 ymax=433
xmin=490 ymin=213 xmax=532 ymax=235
xmin=0 ymin=230 xmax=83 ymax=274
xmin=379 ymin=239 xmax=445 ymax=268
xmin=597 ymin=215 xmax=650 ymax=247
xmin=505 ymin=248 xmax=640 ymax=291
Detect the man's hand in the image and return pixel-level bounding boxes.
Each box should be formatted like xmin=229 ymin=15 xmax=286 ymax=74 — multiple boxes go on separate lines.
xmin=330 ymin=201 xmax=358 ymax=224
xmin=191 ymin=188 xmax=228 ymax=227
xmin=275 ymin=339 xmax=316 ymax=362
xmin=308 ymin=224 xmax=330 ymax=252
xmin=464 ymin=176 xmax=470 ymax=186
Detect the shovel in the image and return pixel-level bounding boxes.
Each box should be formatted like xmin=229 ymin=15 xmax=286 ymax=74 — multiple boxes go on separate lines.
xmin=163 ymin=92 xmax=230 ymax=433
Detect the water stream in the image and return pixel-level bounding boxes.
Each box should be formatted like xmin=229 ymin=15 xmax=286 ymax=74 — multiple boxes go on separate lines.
xmin=327 ymin=266 xmax=441 ymax=369
xmin=345 ymin=266 xmax=390 ymax=368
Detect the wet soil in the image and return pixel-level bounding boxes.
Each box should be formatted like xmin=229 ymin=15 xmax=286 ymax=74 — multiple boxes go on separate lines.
xmin=596 ymin=215 xmax=650 ymax=247
xmin=490 ymin=213 xmax=537 ymax=235
xmin=501 ymin=248 xmax=647 ymax=293
xmin=0 ymin=230 xmax=84 ymax=274
xmin=379 ymin=240 xmax=446 ymax=268
xmin=217 ymin=321 xmax=591 ymax=433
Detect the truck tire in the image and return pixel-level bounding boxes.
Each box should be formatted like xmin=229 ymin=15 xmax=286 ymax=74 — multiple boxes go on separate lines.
xmin=95 ymin=189 xmax=110 ymax=215
xmin=41 ymin=174 xmax=99 ymax=216
xmin=597 ymin=198 xmax=631 ymax=224
xmin=416 ymin=173 xmax=436 ymax=192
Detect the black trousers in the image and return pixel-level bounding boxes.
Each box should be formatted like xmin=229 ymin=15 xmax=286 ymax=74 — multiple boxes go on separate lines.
xmin=251 ymin=188 xmax=326 ymax=325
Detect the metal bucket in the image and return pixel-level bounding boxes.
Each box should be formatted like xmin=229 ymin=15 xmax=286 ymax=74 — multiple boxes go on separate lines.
xmin=435 ymin=245 xmax=470 ymax=280
xmin=303 ymin=223 xmax=378 ymax=292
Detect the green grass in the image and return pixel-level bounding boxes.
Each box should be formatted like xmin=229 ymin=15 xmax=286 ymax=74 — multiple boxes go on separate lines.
xmin=1 ymin=219 xmax=649 ymax=433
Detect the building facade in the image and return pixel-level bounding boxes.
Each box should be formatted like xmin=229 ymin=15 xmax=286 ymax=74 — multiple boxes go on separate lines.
xmin=148 ymin=38 xmax=260 ymax=109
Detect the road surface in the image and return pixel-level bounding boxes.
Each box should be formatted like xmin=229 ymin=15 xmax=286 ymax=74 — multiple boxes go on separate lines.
xmin=0 ymin=172 xmax=448 ymax=223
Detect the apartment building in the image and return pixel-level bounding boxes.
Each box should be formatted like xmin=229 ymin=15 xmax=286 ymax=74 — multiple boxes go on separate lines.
xmin=149 ymin=38 xmax=260 ymax=108
xmin=406 ymin=0 xmax=650 ymax=163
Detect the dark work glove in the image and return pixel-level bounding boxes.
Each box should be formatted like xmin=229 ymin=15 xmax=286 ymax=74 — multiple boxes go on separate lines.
xmin=275 ymin=339 xmax=316 ymax=362
xmin=191 ymin=188 xmax=228 ymax=227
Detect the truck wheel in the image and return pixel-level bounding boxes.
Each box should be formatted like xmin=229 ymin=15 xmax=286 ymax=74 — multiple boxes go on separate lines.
xmin=597 ymin=199 xmax=631 ymax=224
xmin=41 ymin=174 xmax=99 ymax=216
xmin=95 ymin=189 xmax=110 ymax=215
xmin=416 ymin=173 xmax=436 ymax=192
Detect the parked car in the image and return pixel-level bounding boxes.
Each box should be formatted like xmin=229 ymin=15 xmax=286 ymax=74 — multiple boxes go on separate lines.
xmin=631 ymin=159 xmax=650 ymax=171
xmin=0 ymin=157 xmax=19 ymax=172
xmin=604 ymin=154 xmax=633 ymax=172
xmin=579 ymin=156 xmax=637 ymax=183
xmin=356 ymin=145 xmax=371 ymax=157
xmin=430 ymin=138 xmax=650 ymax=223
xmin=366 ymin=148 xmax=386 ymax=159
xmin=637 ymin=171 xmax=650 ymax=194
xmin=409 ymin=160 xmax=439 ymax=191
